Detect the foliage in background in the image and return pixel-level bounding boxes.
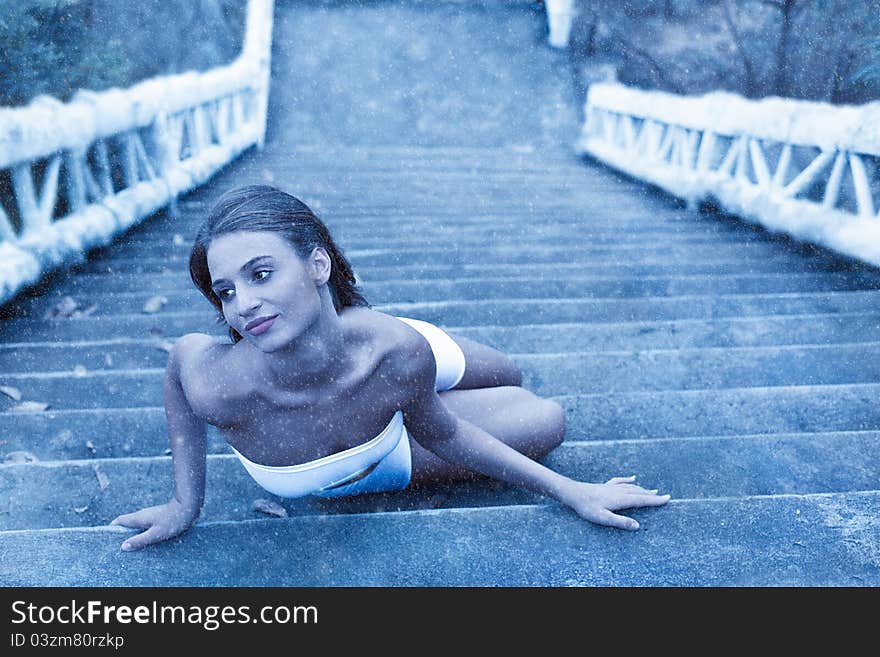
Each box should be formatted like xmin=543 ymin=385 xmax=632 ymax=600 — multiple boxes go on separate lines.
xmin=0 ymin=0 xmax=245 ymax=108
xmin=0 ymin=1 xmax=128 ymax=106
xmin=569 ymin=0 xmax=880 ymax=104
xmin=853 ymin=34 xmax=880 ymax=87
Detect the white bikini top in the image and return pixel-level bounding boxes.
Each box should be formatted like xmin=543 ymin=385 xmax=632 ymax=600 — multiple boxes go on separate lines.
xmin=227 ymin=315 xmax=466 ymax=499
xmin=229 ymin=410 xmax=407 ymax=498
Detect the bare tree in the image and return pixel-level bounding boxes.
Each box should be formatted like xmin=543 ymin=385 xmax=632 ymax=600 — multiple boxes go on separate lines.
xmin=760 ymin=0 xmax=805 ymax=97
xmin=608 ymin=25 xmax=685 ymax=93
xmin=721 ymin=0 xmax=760 ymax=97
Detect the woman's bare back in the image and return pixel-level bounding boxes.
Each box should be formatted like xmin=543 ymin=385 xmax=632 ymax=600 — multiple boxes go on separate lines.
xmin=175 ymin=308 xmax=417 ymax=466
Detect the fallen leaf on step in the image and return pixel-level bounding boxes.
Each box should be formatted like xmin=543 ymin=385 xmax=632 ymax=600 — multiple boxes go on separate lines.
xmin=149 ymin=326 xmax=164 ymax=337
xmin=253 ymin=499 xmax=288 ymax=518
xmin=104 ymin=354 xmax=113 ymax=367
xmin=73 ymin=365 xmax=87 ymax=377
xmin=77 ymin=304 xmax=98 ymax=317
xmin=93 ymin=464 xmax=110 ymax=490
xmin=4 ymin=450 xmax=39 ymax=464
xmin=163 ymin=448 xmax=172 ymax=455
xmin=0 ymin=386 xmax=22 ymax=401
xmin=143 ymin=296 xmax=168 ymax=314
xmin=44 ymin=296 xmax=80 ymax=319
xmin=10 ymin=401 xmax=50 ymax=413
xmin=73 ymin=506 xmax=89 ymax=514
xmin=85 ymin=440 xmax=96 ymax=454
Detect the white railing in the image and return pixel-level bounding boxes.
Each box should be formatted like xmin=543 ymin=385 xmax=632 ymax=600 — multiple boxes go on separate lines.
xmin=545 ymin=0 xmax=576 ymax=48
xmin=577 ymin=82 xmax=880 ymax=268
xmin=0 ymin=0 xmax=274 ymax=305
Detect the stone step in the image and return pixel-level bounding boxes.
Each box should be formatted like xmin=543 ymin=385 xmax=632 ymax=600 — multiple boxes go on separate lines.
xmin=1 ymin=384 xmax=876 ymax=461
xmin=135 ymin=209 xmax=747 ymax=235
xmin=119 ymin=230 xmax=765 ymax=254
xmin=177 ymin=177 xmax=658 ymax=198
xmin=21 ymin=273 xmax=880 ymax=318
xmin=2 ymin=313 xmax=879 ymax=373
xmin=2 ymin=431 xmax=878 ymax=531
xmin=76 ymin=245 xmax=823 ymax=276
xmin=130 ymin=213 xmax=755 ymax=240
xmin=3 ymin=343 xmax=880 ymax=410
xmin=58 ymin=254 xmax=872 ymax=280
xmin=5 ymin=291 xmax=880 ymax=342
xmin=173 ymin=184 xmax=659 ymax=203
xmin=256 ymin=151 xmax=602 ymax=167
xmin=518 ymin=342 xmax=880 ymax=394
xmin=257 ymin=149 xmax=591 ymax=168
xmin=452 ymin=314 xmax=880 ymax=352
xmin=65 ymin=251 xmax=869 ymax=277
xmin=91 ymin=238 xmax=797 ymax=263
xmin=558 ymin=383 xmax=880 ymax=440
xmin=111 ymin=196 xmax=686 ymax=215
xmin=1 ymin=490 xmax=877 ymax=585
xmin=250 ymin=169 xmax=613 ymax=181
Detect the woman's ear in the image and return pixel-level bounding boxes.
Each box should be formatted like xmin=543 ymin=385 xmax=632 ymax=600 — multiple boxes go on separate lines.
xmin=310 ymin=247 xmax=332 ymax=285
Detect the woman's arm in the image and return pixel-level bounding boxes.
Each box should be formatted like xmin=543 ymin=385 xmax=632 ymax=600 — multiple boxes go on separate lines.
xmin=110 ymin=334 xmax=208 ymax=550
xmin=400 ymin=340 xmax=670 ymax=530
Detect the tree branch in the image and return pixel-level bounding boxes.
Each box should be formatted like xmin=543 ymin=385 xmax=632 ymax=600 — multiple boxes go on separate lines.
xmin=722 ymin=0 xmax=759 ymax=97
xmin=608 ymin=27 xmax=683 ymax=94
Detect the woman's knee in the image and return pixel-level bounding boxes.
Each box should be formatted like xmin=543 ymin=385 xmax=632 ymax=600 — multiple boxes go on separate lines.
xmin=517 ymin=393 xmax=565 ymax=458
xmin=508 ymin=388 xmax=566 ymax=442
xmin=540 ymin=399 xmax=566 ymax=450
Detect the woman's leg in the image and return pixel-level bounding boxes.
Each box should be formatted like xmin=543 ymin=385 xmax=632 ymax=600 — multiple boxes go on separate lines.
xmin=445 ymin=332 xmax=523 ymax=389
xmin=408 ymin=385 xmax=566 ymax=487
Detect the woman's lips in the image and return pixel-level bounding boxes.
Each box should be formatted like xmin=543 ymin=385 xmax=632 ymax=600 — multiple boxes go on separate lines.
xmin=246 ymin=315 xmax=277 ymax=336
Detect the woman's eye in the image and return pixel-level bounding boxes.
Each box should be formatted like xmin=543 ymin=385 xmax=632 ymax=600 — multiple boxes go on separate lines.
xmin=214 ymin=270 xmax=269 ymax=301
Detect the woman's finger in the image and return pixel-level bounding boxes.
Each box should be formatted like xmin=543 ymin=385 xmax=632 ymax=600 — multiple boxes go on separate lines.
xmin=618 ymin=484 xmax=655 ymax=493
xmin=120 ymin=525 xmax=165 ymax=551
xmin=595 ymin=509 xmax=640 ymax=531
xmin=606 ymin=475 xmax=637 ymax=485
xmin=621 ymin=494 xmax=671 ymax=509
xmin=110 ymin=513 xmax=150 ymax=530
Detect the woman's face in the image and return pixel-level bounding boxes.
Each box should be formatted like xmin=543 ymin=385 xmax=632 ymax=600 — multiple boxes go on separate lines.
xmin=206 ymin=230 xmax=326 ymax=350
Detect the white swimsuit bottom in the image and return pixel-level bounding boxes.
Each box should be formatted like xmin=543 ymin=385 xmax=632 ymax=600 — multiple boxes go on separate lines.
xmin=229 ymin=316 xmax=467 ymax=499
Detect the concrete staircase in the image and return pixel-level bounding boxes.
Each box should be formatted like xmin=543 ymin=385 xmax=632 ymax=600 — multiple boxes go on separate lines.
xmin=1 ymin=0 xmax=878 ymax=586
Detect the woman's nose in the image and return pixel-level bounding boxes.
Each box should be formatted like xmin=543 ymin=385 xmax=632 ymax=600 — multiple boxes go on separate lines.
xmin=236 ymin=290 xmax=262 ymax=315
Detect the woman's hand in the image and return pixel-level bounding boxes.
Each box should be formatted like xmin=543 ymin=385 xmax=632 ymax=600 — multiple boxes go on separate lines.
xmin=110 ymin=499 xmax=199 ymax=551
xmin=560 ymin=476 xmax=671 ymax=531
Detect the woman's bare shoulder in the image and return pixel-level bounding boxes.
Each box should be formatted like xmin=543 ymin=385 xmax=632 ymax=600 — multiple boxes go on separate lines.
xmin=351 ymin=311 xmax=434 ymax=385
xmin=167 ymin=333 xmax=239 ymax=422
xmin=171 ymin=333 xmax=230 ymax=376
xmin=346 ymin=309 xmax=422 ymax=355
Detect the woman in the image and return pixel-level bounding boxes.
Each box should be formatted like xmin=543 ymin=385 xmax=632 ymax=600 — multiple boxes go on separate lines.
xmin=111 ymin=185 xmax=669 ymax=551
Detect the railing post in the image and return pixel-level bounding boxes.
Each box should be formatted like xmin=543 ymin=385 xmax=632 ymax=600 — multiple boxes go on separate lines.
xmin=850 ymin=153 xmax=876 ymax=218
xmin=242 ymin=0 xmax=275 ymax=149
xmin=822 ymin=152 xmax=846 ymax=209
xmin=64 ymin=149 xmax=87 ymax=214
xmin=545 ymin=0 xmax=576 ymax=49
xmin=695 ymin=131 xmax=715 ymax=172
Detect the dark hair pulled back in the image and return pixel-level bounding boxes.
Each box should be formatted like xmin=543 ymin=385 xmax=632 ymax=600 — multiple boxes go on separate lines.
xmin=189 ymin=185 xmax=369 ymax=343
